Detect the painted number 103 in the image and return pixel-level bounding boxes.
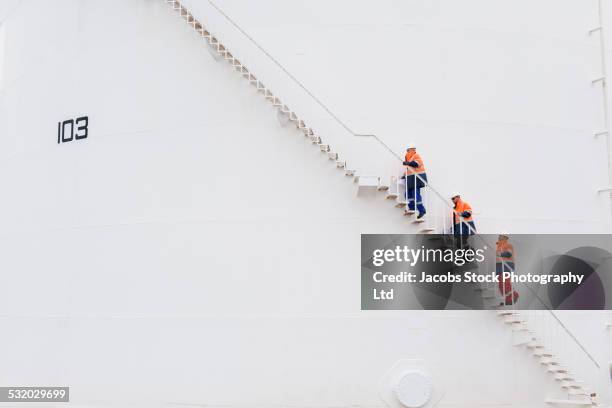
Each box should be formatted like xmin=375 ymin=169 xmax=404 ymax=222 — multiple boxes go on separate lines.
xmin=57 ymin=116 xmax=89 ymax=144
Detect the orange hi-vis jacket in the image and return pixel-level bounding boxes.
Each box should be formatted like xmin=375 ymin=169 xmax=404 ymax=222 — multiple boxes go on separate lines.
xmin=404 ymin=151 xmax=426 ymax=175
xmin=452 ymin=199 xmax=473 ymax=225
xmin=496 ymin=240 xmax=515 ymax=263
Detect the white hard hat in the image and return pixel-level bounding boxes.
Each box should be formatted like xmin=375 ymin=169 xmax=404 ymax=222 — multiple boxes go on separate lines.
xmin=450 ymin=192 xmax=460 ymax=199
xmin=499 ymin=231 xmax=510 ymax=237
xmin=406 ymin=143 xmax=416 ymax=149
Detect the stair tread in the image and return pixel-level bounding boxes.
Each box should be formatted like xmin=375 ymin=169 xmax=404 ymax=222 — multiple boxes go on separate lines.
xmin=545 ymin=399 xmax=591 ymax=406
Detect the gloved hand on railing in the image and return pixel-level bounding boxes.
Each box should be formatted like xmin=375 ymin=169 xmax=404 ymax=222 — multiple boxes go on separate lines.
xmin=402 ymin=160 xmax=419 ymax=168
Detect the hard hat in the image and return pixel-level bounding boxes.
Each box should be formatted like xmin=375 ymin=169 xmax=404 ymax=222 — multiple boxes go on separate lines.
xmin=450 ymin=192 xmax=460 ymax=199
xmin=407 ymin=144 xmax=416 ymax=150
xmin=499 ymin=231 xmax=510 ymax=237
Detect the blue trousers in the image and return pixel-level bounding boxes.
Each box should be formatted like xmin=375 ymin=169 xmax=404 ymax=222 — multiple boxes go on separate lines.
xmin=406 ymin=187 xmax=426 ymax=214
xmin=495 ymin=262 xmax=515 ymax=274
xmin=453 ymin=221 xmax=476 ymax=236
xmin=453 ymin=221 xmax=475 ymax=249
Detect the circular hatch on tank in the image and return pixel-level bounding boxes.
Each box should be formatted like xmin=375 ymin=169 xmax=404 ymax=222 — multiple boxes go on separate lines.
xmin=394 ymin=371 xmax=433 ymax=408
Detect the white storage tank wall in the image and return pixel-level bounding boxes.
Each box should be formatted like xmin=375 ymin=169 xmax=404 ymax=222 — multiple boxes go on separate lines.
xmin=0 ymin=1 xmax=609 ymax=407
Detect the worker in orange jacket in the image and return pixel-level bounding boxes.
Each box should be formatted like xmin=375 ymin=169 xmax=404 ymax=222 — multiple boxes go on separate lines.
xmin=450 ymin=193 xmax=476 ymax=248
xmin=402 ymin=145 xmax=427 ymax=219
xmin=496 ymin=233 xmax=519 ymax=306
xmin=450 ymin=193 xmax=476 ymax=236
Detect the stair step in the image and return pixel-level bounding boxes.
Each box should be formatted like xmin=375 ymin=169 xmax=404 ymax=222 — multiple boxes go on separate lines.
xmin=568 ymin=389 xmax=589 ymax=396
xmin=496 ymin=310 xmax=516 ymax=316
xmin=419 ymin=227 xmax=435 ymax=234
xmin=336 ymin=161 xmax=345 ymax=169
xmin=545 ymin=399 xmax=591 ymax=407
xmin=395 ymin=201 xmax=407 ymax=208
xmin=403 ymin=210 xmax=415 ymax=216
xmin=328 ymin=152 xmax=338 ymax=160
xmin=345 ymin=169 xmax=355 ymax=176
xmin=386 ymin=193 xmax=398 ymax=200
xmin=412 ymin=218 xmax=426 ymax=224
xmin=540 ymin=356 xmax=559 ymax=365
xmin=358 ymin=176 xmax=379 ymax=188
xmin=526 ymin=341 xmax=544 ymax=349
xmin=562 ymin=381 xmax=584 ymax=389
xmin=319 ymin=144 xmax=330 ymax=152
xmin=533 ymin=349 xmax=554 ymax=357
xmin=555 ymin=373 xmax=575 ymax=381
xmin=511 ymin=324 xmax=529 ymax=332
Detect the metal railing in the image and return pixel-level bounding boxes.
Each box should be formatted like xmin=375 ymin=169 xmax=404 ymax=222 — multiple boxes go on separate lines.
xmin=164 ymin=0 xmax=602 ymax=398
xmin=176 ymin=0 xmax=474 ymax=235
xmin=475 ymin=252 xmax=602 ymax=402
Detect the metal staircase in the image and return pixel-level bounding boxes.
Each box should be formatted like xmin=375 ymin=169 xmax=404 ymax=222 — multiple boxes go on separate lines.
xmin=475 ymin=265 xmax=602 ymax=408
xmin=163 ymin=0 xmax=470 ymax=236
xmin=163 ymin=2 xmax=603 ymax=406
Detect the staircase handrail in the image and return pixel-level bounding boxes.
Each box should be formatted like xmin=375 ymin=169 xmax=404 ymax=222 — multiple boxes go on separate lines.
xmin=168 ymin=0 xmax=599 ymax=371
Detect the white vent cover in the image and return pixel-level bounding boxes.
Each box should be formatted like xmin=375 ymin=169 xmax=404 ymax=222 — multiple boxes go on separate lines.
xmin=394 ymin=371 xmax=433 ymax=408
